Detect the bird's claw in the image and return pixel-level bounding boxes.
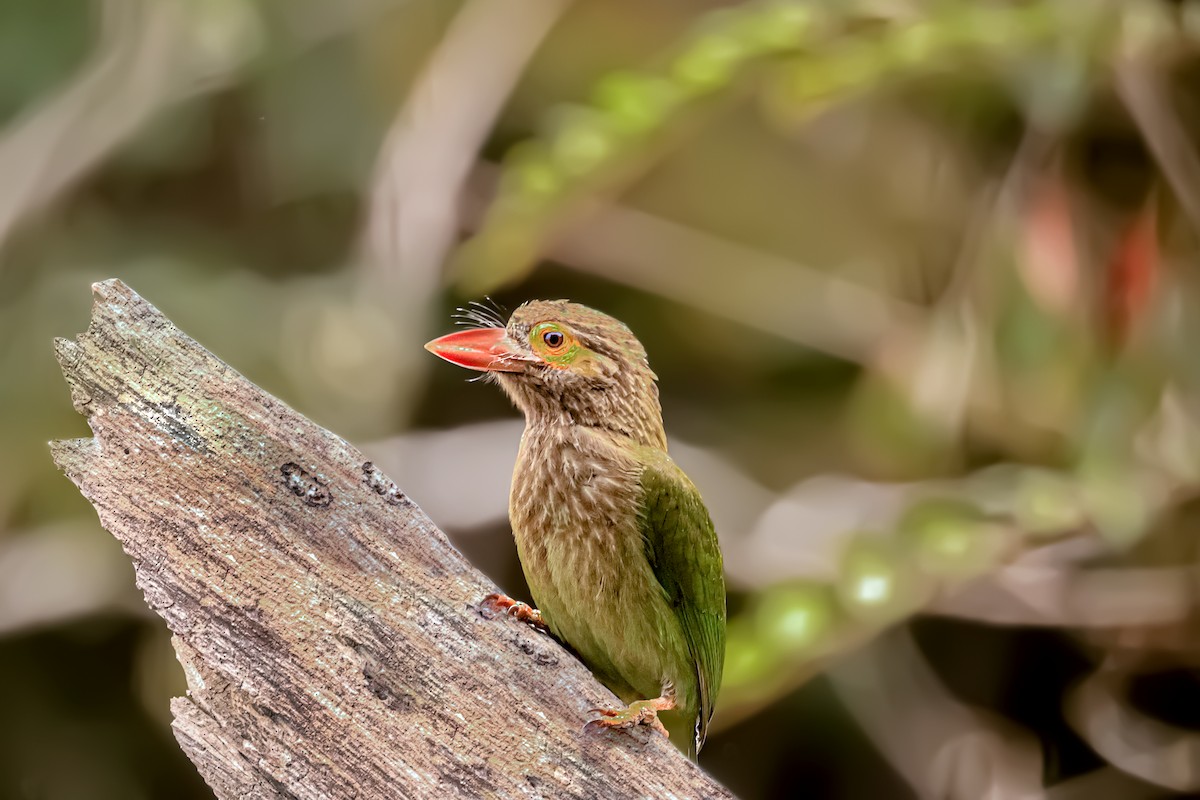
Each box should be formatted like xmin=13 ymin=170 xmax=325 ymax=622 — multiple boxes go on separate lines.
xmin=585 ymin=701 xmax=670 ymax=738
xmin=480 ymin=592 xmax=548 ymax=632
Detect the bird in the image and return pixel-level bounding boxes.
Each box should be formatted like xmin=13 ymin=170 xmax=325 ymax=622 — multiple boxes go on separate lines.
xmin=425 ymin=299 xmax=726 ymax=758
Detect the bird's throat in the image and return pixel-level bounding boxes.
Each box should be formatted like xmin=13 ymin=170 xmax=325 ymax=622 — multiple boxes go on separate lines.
xmin=496 ymin=372 xmax=667 ymax=451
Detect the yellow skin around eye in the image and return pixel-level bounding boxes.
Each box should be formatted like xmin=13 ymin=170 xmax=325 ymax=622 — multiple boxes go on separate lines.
xmin=530 ymin=322 xmax=580 ymax=367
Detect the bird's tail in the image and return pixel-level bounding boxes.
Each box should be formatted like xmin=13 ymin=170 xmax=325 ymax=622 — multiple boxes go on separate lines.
xmin=687 ymin=715 xmax=701 ymax=762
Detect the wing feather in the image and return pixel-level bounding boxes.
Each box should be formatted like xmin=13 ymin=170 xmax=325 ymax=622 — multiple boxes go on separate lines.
xmin=637 ymin=458 xmax=726 ymax=757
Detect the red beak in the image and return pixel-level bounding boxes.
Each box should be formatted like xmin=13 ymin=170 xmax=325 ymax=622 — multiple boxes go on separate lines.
xmin=424 ymin=327 xmax=527 ymax=372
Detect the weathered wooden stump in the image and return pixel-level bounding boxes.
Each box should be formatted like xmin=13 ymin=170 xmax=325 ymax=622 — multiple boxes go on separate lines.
xmin=51 ymin=279 xmax=734 ymax=800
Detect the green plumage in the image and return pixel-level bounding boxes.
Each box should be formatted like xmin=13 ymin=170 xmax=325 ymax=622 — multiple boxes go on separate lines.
xmin=427 ymin=299 xmax=726 ymax=757
xmin=637 ymin=456 xmax=725 ymax=752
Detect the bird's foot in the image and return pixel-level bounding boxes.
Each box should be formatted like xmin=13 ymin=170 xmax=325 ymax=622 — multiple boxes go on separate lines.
xmin=585 ymin=696 xmax=674 ymax=739
xmin=480 ymin=592 xmax=548 ymax=632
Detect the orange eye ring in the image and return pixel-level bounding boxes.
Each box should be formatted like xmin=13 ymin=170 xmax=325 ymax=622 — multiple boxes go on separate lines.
xmin=531 ymin=322 xmax=576 ymax=362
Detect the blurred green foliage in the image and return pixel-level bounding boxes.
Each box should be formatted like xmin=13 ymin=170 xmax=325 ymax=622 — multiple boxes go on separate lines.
xmin=4 ymin=0 xmax=1200 ymax=798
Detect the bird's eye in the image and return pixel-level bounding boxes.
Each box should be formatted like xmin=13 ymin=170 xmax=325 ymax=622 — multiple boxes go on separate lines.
xmin=530 ymin=322 xmax=576 ymax=364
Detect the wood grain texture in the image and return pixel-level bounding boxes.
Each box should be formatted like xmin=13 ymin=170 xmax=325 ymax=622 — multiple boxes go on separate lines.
xmin=50 ymin=279 xmax=735 ymax=800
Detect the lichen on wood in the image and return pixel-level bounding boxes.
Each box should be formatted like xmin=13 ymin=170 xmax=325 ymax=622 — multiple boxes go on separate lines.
xmin=50 ymin=279 xmax=734 ymax=800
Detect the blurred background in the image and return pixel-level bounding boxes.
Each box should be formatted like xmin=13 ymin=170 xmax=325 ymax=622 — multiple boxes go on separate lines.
xmin=3 ymin=0 xmax=1200 ymax=797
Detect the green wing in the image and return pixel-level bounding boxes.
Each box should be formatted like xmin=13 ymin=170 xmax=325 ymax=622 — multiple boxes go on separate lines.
xmin=637 ymin=456 xmax=726 ymax=757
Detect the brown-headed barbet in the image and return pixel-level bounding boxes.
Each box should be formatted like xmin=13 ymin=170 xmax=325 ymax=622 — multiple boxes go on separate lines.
xmin=425 ymin=300 xmax=726 ymax=758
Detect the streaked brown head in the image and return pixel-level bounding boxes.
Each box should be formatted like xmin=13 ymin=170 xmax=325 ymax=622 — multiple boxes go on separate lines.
xmin=426 ymin=300 xmax=666 ymax=449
